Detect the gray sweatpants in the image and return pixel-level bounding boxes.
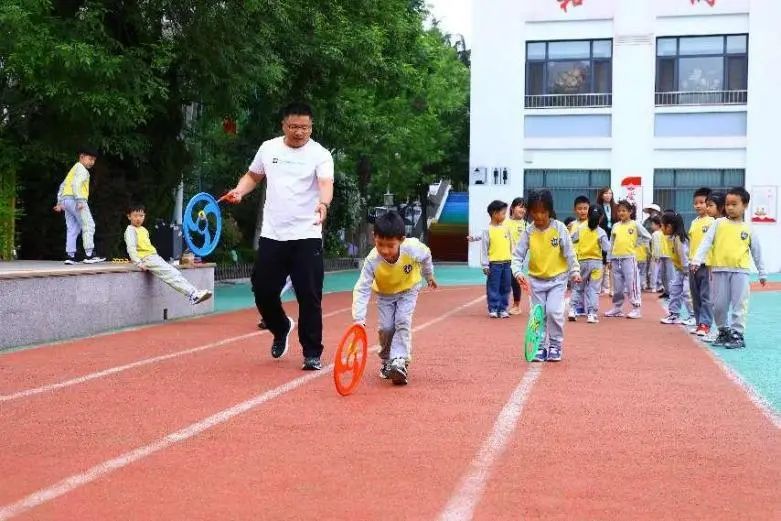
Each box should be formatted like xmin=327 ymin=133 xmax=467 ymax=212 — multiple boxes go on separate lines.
xmin=711 ymin=271 xmax=750 ymax=334
xmin=377 ymin=287 xmax=420 ymax=362
xmin=62 ymin=198 xmax=95 ymax=255
xmin=530 ymin=274 xmax=567 ymax=350
xmin=142 ymin=254 xmax=197 ymax=298
xmin=689 ymin=266 xmax=713 ymax=326
xmin=668 ymin=268 xmax=694 ymax=317
xmin=571 ymin=260 xmax=603 ymax=315
xmin=638 ymin=261 xmax=649 ymax=290
xmin=650 ymin=259 xmax=662 ymax=291
xmin=659 ymin=257 xmax=673 ymax=294
xmin=611 ymin=257 xmax=640 ymax=309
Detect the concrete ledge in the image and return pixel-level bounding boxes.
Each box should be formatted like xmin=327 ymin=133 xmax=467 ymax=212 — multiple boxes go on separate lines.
xmin=0 ymin=262 xmax=214 ymax=350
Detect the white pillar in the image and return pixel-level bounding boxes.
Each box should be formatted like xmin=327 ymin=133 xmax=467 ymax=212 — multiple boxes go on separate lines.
xmin=611 ymin=1 xmax=655 ymax=209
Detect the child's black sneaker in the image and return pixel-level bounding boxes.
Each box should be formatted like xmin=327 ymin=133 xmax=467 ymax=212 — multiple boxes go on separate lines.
xmin=387 ymin=358 xmax=408 ymax=385
xmin=724 ymin=331 xmax=745 ymax=350
xmin=712 ymin=328 xmax=731 ymax=347
xmin=379 ymin=360 xmax=391 ymax=379
xmin=271 ymin=317 xmax=295 ymax=359
xmin=302 ymin=357 xmax=322 ymax=370
xmin=64 ymin=255 xmax=78 ymax=265
xmin=82 ymin=254 xmax=106 ymax=264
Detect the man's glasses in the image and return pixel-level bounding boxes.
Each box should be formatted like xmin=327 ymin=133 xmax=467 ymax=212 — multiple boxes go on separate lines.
xmin=286 ymin=124 xmax=312 ymax=131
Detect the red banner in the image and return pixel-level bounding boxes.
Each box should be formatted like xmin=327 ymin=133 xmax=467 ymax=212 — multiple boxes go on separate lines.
xmin=557 ymin=0 xmax=584 ymax=13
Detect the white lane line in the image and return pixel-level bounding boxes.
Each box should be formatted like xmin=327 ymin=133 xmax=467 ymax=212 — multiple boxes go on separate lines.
xmin=0 ymin=307 xmax=351 ymax=403
xmin=0 ymin=295 xmax=485 ymax=520
xmin=438 ymin=364 xmax=543 ymax=521
xmin=657 ymin=301 xmax=781 ymax=430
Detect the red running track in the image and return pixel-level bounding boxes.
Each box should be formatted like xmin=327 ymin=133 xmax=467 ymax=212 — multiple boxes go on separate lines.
xmin=0 ymin=287 xmax=778 ymax=520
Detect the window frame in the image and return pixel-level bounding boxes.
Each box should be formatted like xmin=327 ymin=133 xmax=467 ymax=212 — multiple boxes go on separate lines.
xmin=655 ymin=34 xmax=748 ymax=93
xmin=653 ymin=168 xmax=746 ymax=226
xmin=526 ymin=39 xmax=614 ymax=97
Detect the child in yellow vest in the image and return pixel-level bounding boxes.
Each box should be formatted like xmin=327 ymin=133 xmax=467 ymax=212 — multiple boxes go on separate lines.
xmin=53 ymin=146 xmax=105 ymax=264
xmin=568 ymin=195 xmax=591 ymax=317
xmin=658 ymin=212 xmax=675 ymax=298
xmin=352 ymin=211 xmax=437 ymax=385
xmin=512 ymin=190 xmax=581 ymax=362
xmin=481 ymin=200 xmax=513 ymax=318
xmin=570 ymin=204 xmax=609 ymax=324
xmin=688 ymin=187 xmax=716 ymax=336
xmin=692 ymin=187 xmax=766 ymax=349
xmin=604 ymin=200 xmax=651 ymax=319
xmin=124 ymin=204 xmax=212 ymax=305
xmin=504 ymin=197 xmax=528 ymax=315
xmin=659 ymin=212 xmax=695 ymax=326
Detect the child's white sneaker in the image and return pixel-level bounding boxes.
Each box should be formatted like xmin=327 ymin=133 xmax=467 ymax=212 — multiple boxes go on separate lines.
xmin=604 ymin=308 xmax=624 ymax=318
xmin=568 ymin=308 xmax=577 ymax=322
xmin=626 ymin=308 xmax=642 ymax=319
xmin=488 ymin=311 xmax=498 ymax=318
xmin=587 ymin=313 xmax=599 ymax=324
xmin=190 ymin=289 xmax=213 ymax=305
xmin=499 ymin=310 xmax=510 ymax=319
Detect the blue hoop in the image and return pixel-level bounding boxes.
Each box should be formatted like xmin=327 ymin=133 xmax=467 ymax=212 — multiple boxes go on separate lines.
xmin=183 ymin=192 xmax=222 ymax=257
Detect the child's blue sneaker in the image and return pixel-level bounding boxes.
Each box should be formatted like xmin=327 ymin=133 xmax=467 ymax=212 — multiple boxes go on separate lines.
xmin=532 ymin=347 xmax=547 ymax=362
xmin=547 ymin=347 xmax=562 ymax=362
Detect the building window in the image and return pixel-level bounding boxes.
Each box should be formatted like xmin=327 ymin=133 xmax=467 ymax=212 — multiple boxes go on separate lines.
xmin=654 ymin=169 xmax=745 ymax=225
xmin=524 ymin=170 xmax=611 ymax=218
xmin=525 ymin=40 xmax=613 ymax=108
xmin=655 ymin=35 xmax=748 ymax=106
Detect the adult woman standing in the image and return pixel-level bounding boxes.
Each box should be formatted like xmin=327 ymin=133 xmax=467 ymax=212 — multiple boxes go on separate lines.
xmin=596 ymin=187 xmax=617 ymax=295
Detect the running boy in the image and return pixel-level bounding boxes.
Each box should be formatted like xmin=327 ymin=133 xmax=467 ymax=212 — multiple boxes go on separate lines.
xmin=53 ymin=146 xmax=105 ymax=264
xmin=125 ymin=204 xmax=212 ymax=305
xmin=481 ymin=200 xmax=513 ymax=318
xmin=512 ymin=190 xmax=580 ymax=362
xmin=692 ymin=187 xmax=766 ymax=349
xmin=688 ymin=187 xmax=715 ymax=336
xmin=604 ymin=200 xmax=651 ymax=319
xmin=352 ymin=211 xmax=437 ymax=385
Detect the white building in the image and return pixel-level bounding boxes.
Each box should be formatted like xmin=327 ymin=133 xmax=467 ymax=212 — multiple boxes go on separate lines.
xmin=468 ymin=0 xmax=781 ymax=272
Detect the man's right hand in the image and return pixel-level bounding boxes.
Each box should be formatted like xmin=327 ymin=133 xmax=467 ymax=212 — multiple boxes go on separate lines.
xmin=225 ymin=189 xmax=243 ymax=203
xmin=53 ymin=204 xmax=63 ymax=213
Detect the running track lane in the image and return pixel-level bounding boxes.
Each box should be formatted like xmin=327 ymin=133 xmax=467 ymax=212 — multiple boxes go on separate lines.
xmin=0 ymin=292 xmax=352 ymax=395
xmin=0 ymin=288 xmax=510 ymax=519
xmin=470 ymin=294 xmax=781 ymax=520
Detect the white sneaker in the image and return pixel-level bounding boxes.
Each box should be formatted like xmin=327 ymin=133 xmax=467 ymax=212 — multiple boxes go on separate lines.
xmin=568 ymin=308 xmax=577 ymax=322
xmin=660 ymin=314 xmax=682 ymax=325
xmin=488 ymin=311 xmax=498 ymax=319
xmin=626 ymin=308 xmax=642 ymax=319
xmin=683 ymin=318 xmax=696 ymax=327
xmin=587 ymin=313 xmax=598 ymax=324
xmin=190 ymin=289 xmax=213 ymax=305
xmin=82 ymin=255 xmax=106 ymax=264
xmin=604 ymin=308 xmax=624 ymax=318
xmin=703 ymin=330 xmax=719 ymax=343
xmin=499 ymin=311 xmax=510 ymax=319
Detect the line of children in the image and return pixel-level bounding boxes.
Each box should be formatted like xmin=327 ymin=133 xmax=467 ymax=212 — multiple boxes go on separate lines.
xmin=692 ymin=187 xmax=766 ymax=349
xmin=604 ymin=200 xmax=652 ymax=319
xmin=352 ymin=211 xmax=437 ymax=385
xmin=570 ymin=204 xmax=610 ymax=324
xmin=511 ymin=190 xmax=581 ymax=362
xmin=124 ymin=204 xmax=213 ymax=305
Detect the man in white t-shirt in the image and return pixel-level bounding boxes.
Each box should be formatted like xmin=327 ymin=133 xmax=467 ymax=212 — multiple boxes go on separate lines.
xmin=227 ymin=103 xmax=334 ymax=371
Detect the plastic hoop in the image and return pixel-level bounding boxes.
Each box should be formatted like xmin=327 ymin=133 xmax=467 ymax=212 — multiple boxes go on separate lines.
xmin=524 ymin=304 xmax=546 ymax=362
xmin=183 ymin=192 xmax=222 ymax=257
xmin=334 ymin=324 xmax=369 ymax=396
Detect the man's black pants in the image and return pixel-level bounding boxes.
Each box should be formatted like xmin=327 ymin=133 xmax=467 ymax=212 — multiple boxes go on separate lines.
xmin=252 ymin=237 xmax=324 ymax=358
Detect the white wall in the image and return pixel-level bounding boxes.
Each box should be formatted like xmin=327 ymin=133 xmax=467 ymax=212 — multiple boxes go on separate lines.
xmin=469 ymin=0 xmax=779 ymax=271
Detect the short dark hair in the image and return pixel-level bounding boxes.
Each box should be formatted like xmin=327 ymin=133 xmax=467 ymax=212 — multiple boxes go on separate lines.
xmin=128 ymin=203 xmax=146 ymax=213
xmin=693 ymin=187 xmax=712 ymax=199
xmin=282 ymin=102 xmax=313 ymax=120
xmin=526 ymin=189 xmax=556 ymax=218
xmin=78 ymin=145 xmax=99 ymax=157
xmin=727 ymin=186 xmax=750 ymax=205
xmin=574 ymin=195 xmax=590 ymax=207
xmin=487 ymin=200 xmax=508 ymax=216
xmin=373 ymin=211 xmax=405 ymax=239
xmin=563 ymin=216 xmax=576 ymax=227
xmin=616 ymin=199 xmax=634 ymax=213
xmin=649 ymin=215 xmax=661 ymax=226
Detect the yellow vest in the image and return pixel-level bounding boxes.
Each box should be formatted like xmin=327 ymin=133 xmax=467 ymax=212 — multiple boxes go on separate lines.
xmin=688 ymin=215 xmax=714 ymax=263
xmin=488 ymin=225 xmax=512 ymax=262
xmin=61 ymin=163 xmax=89 ymax=199
xmin=670 ymin=237 xmax=684 ymax=271
xmin=134 ymin=226 xmax=157 ymax=259
xmin=503 ymin=218 xmax=526 ymax=245
xmin=372 ymin=238 xmax=428 ymax=294
xmin=635 ymin=243 xmax=649 ymax=262
xmin=709 ymin=219 xmax=753 ymax=270
xmin=611 ymin=221 xmax=641 ymax=257
xmin=660 ymin=235 xmax=673 ymax=258
xmin=576 ymin=226 xmax=603 ymax=261
xmin=528 ymin=225 xmax=569 ymax=278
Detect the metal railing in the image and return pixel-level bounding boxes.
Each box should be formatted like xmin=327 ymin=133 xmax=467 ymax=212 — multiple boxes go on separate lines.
xmin=525 ymin=93 xmax=612 ymax=109
xmin=215 ymin=257 xmax=362 ymax=282
xmin=655 ymin=90 xmax=747 ymax=106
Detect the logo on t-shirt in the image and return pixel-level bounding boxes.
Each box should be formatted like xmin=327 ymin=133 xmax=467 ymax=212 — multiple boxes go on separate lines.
xmin=403 ymin=264 xmax=413 ymax=274
xmin=628 ymin=228 xmax=635 ymax=235
xmin=272 ymin=157 xmax=279 ymax=164
xmin=702 ymin=225 xmax=709 ymax=233
xmin=740 ymin=231 xmax=749 ymax=241
xmin=550 ymin=237 xmax=560 ymax=247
